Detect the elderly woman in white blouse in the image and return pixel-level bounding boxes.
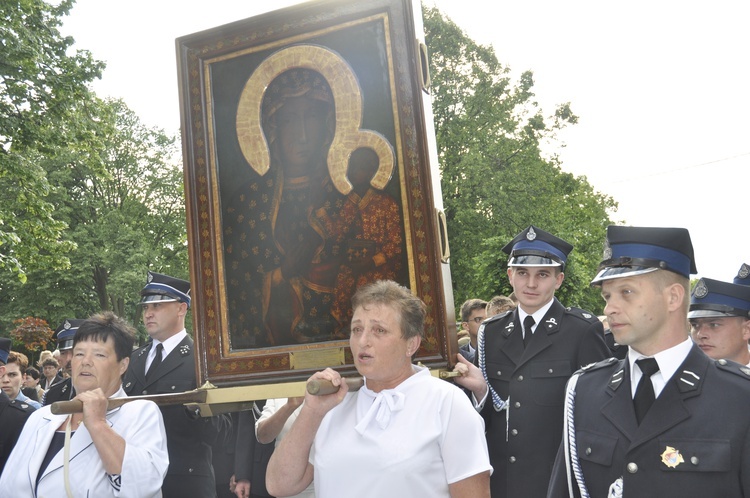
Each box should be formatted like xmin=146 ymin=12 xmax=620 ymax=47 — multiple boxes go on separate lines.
xmin=266 ymin=280 xmax=492 ymax=498
xmin=0 ymin=312 xmax=168 ymax=497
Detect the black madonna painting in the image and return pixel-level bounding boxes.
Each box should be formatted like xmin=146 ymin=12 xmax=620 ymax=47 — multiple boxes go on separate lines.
xmin=224 ymin=48 xmax=406 ymax=349
xmin=177 ymin=0 xmax=456 ymax=387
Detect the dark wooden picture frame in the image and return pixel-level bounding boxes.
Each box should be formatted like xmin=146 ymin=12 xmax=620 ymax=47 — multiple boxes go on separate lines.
xmin=176 ymin=0 xmax=456 ymax=389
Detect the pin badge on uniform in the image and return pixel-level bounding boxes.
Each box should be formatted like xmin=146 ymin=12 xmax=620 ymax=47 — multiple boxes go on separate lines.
xmin=661 ymin=446 xmax=684 ymax=468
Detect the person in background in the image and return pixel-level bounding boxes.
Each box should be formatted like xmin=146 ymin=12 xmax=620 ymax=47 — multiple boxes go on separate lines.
xmin=266 ymin=280 xmax=492 ymax=498
xmin=23 ymin=366 xmax=44 ymax=401
xmin=40 ymin=357 xmax=61 ymax=391
xmin=688 ymin=277 xmax=750 ymax=366
xmin=548 ymin=225 xmax=750 ymax=498
xmin=485 ymin=295 xmax=515 ymax=317
xmin=43 ymin=318 xmax=84 ymax=406
xmin=256 ymin=397 xmax=312 ymax=497
xmin=454 ymin=225 xmax=610 ymax=498
xmin=1 ymin=351 xmax=42 ymax=410
xmin=0 ymin=338 xmax=35 ymax=475
xmin=0 ymin=311 xmax=169 ymax=496
xmin=122 ymin=271 xmax=230 ymax=498
xmin=232 ymin=400 xmax=276 ymax=498
xmin=457 ymin=298 xmax=487 ymax=363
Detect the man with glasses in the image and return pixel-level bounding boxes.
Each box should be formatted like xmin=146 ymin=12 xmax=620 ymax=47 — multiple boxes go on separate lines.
xmin=458 ymin=299 xmax=488 ymax=363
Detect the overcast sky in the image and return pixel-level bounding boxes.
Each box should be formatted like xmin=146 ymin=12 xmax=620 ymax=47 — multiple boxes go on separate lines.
xmin=62 ymin=0 xmax=749 ymax=282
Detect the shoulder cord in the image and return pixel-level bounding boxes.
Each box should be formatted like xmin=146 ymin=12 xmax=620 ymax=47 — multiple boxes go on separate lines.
xmin=563 ymin=372 xmax=589 ymax=498
xmin=478 ymin=323 xmax=508 ymax=413
xmin=64 ymin=416 xmax=75 ymax=498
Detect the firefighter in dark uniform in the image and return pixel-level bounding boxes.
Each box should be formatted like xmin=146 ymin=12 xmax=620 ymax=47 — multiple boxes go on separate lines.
xmin=548 ymin=226 xmax=750 ymax=498
xmin=454 ymin=225 xmax=610 ymax=498
xmin=122 ymin=272 xmax=230 ymax=498
xmin=0 ymin=337 xmax=35 ymax=474
xmin=42 ymin=318 xmax=84 ymax=406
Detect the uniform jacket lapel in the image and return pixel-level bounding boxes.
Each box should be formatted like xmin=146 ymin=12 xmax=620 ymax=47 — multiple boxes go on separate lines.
xmin=601 ymin=344 xmax=707 ymax=450
xmin=498 ymin=309 xmax=525 ymax=364
xmin=129 ymin=343 xmax=149 ymax=389
xmin=145 ymin=336 xmax=193 ymax=388
xmin=515 ymin=299 xmax=564 ymax=369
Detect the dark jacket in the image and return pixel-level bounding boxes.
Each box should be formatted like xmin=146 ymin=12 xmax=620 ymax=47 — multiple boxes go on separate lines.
xmin=233 ymin=401 xmax=276 ymax=497
xmin=123 ymin=334 xmax=230 ymax=498
xmin=548 ymin=345 xmax=750 ymax=498
xmin=479 ymin=298 xmax=610 ymax=498
xmin=0 ymin=391 xmax=34 ymax=474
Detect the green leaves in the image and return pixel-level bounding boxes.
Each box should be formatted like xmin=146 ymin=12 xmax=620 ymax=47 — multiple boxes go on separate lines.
xmin=424 ymin=5 xmax=616 ymax=313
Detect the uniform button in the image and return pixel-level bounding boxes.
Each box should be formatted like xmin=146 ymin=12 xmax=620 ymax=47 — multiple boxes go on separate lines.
xmin=548 ymin=368 xmax=554 ymax=374
xmin=514 ymin=401 xmax=521 ymax=409
xmin=718 ymin=359 xmax=728 ymax=366
xmin=691 ymin=456 xmax=699 ymax=465
xmin=585 ymin=447 xmax=592 ymax=455
xmin=497 ymin=370 xmax=502 ymax=376
xmin=189 ymin=468 xmax=194 ymax=473
xmin=510 ymin=429 xmax=518 ymax=436
xmin=142 ymin=390 xmax=148 ymax=395
xmin=627 ymin=463 xmax=638 ymax=473
xmin=517 ymin=375 xmax=524 ymax=381
xmin=509 ymin=456 xmax=516 ymax=463
xmin=171 ymin=385 xmax=177 ymax=390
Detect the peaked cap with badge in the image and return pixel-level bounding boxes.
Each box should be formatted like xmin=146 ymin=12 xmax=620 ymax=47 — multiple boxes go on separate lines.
xmin=502 ymin=225 xmax=573 ymax=269
xmin=478 ymin=225 xmax=609 ymax=498
xmin=548 ymin=227 xmax=750 ymax=497
xmin=140 ymin=271 xmax=191 ymax=308
xmin=54 ymin=318 xmax=85 ymax=351
xmin=734 ymin=263 xmax=750 ymax=286
xmin=688 ymin=277 xmax=750 ymax=319
xmin=591 ymin=225 xmax=697 ymax=284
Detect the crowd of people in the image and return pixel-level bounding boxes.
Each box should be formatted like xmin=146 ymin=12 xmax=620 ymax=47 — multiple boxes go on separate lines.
xmin=1 ymin=223 xmax=750 ymax=497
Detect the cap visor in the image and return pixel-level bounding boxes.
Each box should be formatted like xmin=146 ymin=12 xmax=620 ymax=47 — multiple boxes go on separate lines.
xmin=688 ymin=309 xmax=739 ymax=319
xmin=140 ymin=295 xmax=180 ymax=304
xmin=508 ymin=255 xmax=562 ymax=267
xmin=591 ymin=266 xmax=658 ymax=285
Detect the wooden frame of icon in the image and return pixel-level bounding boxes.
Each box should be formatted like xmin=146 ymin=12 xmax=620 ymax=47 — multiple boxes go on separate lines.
xmin=176 ymin=0 xmax=457 ymax=388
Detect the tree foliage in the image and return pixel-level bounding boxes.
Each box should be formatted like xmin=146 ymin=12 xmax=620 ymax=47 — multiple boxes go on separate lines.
xmin=0 ymin=0 xmax=105 ymax=282
xmin=424 ymin=6 xmax=617 ymax=314
xmin=10 ymin=316 xmax=54 ymax=355
xmin=0 ymin=98 xmax=188 ymax=339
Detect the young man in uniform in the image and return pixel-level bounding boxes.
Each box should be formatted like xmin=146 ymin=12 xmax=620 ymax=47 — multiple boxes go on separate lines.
xmin=455 ymin=225 xmax=610 ymax=498
xmin=42 ymin=318 xmax=84 ymax=405
xmin=122 ymin=271 xmax=230 ymax=498
xmin=548 ymin=225 xmax=750 ymax=498
xmin=688 ymin=277 xmax=750 ymax=366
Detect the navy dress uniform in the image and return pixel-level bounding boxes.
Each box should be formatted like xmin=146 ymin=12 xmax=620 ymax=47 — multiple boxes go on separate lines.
xmin=42 ymin=318 xmax=84 ymax=406
xmin=548 ymin=226 xmax=750 ymax=498
xmin=122 ymin=272 xmax=230 ymax=498
xmin=478 ymin=226 xmax=610 ymax=498
xmin=0 ymin=337 xmax=35 ymax=475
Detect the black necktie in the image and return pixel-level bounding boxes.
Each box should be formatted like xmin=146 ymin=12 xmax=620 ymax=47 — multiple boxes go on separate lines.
xmin=522 ymin=315 xmax=535 ymax=348
xmin=146 ymin=343 xmax=163 ymax=381
xmin=633 ymin=358 xmax=659 ymax=424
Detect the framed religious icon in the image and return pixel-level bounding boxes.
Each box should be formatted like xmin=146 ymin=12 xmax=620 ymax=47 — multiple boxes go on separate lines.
xmin=177 ymin=0 xmax=457 ymax=389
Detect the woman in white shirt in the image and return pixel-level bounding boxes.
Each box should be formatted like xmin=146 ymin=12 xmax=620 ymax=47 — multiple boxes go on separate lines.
xmin=266 ymin=280 xmax=492 ymax=498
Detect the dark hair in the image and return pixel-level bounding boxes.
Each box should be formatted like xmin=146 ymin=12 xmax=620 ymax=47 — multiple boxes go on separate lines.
xmin=42 ymin=358 xmax=59 ymax=369
xmin=74 ymin=311 xmax=136 ymax=362
xmin=460 ymin=298 xmax=488 ymax=322
xmin=351 ymin=280 xmax=426 ymax=340
xmin=25 ymin=366 xmax=40 ymax=380
xmin=486 ymin=295 xmax=516 ymax=316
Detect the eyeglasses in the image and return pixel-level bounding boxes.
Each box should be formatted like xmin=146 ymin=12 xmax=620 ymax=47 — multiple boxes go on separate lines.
xmin=470 ymin=316 xmax=486 ymax=324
